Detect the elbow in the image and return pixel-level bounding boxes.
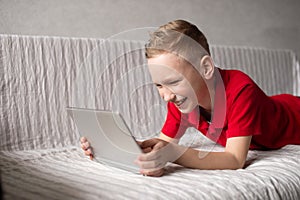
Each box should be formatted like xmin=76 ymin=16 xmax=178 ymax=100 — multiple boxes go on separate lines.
xmin=226 ymin=162 xmax=244 ymax=170
xmin=229 ymin=153 xmax=246 ymax=170
xmin=232 ymin=159 xmax=245 ymax=170
xmin=230 ymin=164 xmax=244 ymax=170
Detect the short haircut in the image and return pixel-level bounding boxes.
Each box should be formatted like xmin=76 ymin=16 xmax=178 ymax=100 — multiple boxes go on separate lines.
xmin=145 ymin=19 xmax=210 ymax=64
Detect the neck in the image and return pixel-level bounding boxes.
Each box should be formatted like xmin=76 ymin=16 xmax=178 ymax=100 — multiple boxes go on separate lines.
xmin=201 ymin=75 xmax=216 ymax=113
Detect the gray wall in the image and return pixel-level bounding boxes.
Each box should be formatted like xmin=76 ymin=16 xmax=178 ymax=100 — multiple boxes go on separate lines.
xmin=1 ymin=0 xmax=300 ymax=56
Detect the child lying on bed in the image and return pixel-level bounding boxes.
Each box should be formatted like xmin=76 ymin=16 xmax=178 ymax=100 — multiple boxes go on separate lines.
xmin=81 ymin=19 xmax=300 ymax=177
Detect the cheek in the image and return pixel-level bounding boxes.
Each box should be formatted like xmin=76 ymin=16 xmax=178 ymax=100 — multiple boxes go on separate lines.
xmin=158 ymin=89 xmax=164 ymax=98
xmin=188 ymin=78 xmax=205 ymax=99
xmin=170 ymin=83 xmax=194 ymax=97
xmin=182 ymin=83 xmax=201 ymax=102
xmin=168 ymin=85 xmax=185 ymax=94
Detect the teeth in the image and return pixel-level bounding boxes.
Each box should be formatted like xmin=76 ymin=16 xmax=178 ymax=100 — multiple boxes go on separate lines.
xmin=176 ymin=97 xmax=186 ymax=106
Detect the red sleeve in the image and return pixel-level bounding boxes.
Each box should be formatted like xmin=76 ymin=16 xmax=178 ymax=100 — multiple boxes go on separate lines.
xmin=161 ymin=102 xmax=189 ymax=139
xmin=226 ymin=84 xmax=266 ymax=138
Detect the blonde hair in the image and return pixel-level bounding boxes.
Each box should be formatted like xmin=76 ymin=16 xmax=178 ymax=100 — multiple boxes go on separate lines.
xmin=145 ymin=20 xmax=210 ymax=62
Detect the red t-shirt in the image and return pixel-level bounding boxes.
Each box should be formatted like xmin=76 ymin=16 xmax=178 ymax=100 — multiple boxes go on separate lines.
xmin=161 ymin=68 xmax=300 ymax=150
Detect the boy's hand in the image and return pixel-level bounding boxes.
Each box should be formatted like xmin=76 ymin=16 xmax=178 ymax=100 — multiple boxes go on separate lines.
xmin=135 ymin=138 xmax=186 ymax=177
xmin=80 ymin=137 xmax=94 ymax=160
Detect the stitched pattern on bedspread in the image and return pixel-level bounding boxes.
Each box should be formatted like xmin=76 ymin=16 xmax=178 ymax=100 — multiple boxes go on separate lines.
xmin=0 ymin=35 xmax=166 ymax=151
xmin=0 ymin=145 xmax=300 ymax=200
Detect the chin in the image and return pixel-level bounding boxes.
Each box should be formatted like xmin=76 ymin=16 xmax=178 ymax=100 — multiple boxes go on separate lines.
xmin=178 ymin=102 xmax=197 ymax=114
xmin=178 ymin=108 xmax=191 ymax=113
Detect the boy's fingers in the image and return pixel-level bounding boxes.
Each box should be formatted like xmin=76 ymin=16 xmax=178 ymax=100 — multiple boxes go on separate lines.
xmin=138 ymin=150 xmax=160 ymax=161
xmin=141 ymin=140 xmax=167 ymax=153
xmin=80 ymin=137 xmax=87 ymax=144
xmin=152 ymin=141 xmax=166 ymax=151
xmin=148 ymin=168 xmax=164 ymax=177
xmin=140 ymin=138 xmax=160 ymax=149
xmin=141 ymin=168 xmax=164 ymax=177
xmin=81 ymin=141 xmax=90 ymax=150
xmin=85 ymin=141 xmax=90 ymax=148
xmin=141 ymin=139 xmax=168 ymax=150
xmin=80 ymin=137 xmax=94 ymax=160
xmin=89 ymin=153 xmax=94 ymax=160
xmin=138 ymin=140 xmax=169 ymax=161
xmin=136 ymin=159 xmax=164 ymax=169
xmin=84 ymin=148 xmax=93 ymax=155
xmin=142 ymin=147 xmax=152 ymax=153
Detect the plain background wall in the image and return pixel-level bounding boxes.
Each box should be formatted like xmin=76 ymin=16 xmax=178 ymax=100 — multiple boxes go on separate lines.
xmin=1 ymin=0 xmax=300 ymax=57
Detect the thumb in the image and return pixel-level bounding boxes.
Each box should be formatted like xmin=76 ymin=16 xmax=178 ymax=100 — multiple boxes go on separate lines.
xmin=152 ymin=140 xmax=166 ymax=151
xmin=140 ymin=138 xmax=160 ymax=149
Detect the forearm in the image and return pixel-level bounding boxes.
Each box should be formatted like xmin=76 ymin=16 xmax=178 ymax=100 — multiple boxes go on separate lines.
xmin=137 ymin=137 xmax=248 ymax=176
xmin=158 ymin=133 xmax=244 ymax=170
xmin=174 ymin=147 xmax=243 ymax=170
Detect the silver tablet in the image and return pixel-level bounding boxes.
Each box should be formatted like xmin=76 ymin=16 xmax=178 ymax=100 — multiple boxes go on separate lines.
xmin=67 ymin=107 xmax=142 ymax=173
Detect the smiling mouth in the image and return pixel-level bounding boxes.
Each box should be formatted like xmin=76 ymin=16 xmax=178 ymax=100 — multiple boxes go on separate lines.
xmin=174 ymin=97 xmax=187 ymax=106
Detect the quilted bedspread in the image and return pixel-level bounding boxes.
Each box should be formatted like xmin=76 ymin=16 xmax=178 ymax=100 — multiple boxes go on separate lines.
xmin=1 ymin=138 xmax=300 ymax=200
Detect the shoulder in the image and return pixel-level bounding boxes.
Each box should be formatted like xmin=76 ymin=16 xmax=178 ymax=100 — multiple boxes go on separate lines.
xmin=219 ymin=69 xmax=269 ymax=138
xmin=218 ymin=68 xmax=264 ymax=102
xmin=218 ymin=68 xmax=255 ymax=88
xmin=217 ymin=68 xmax=270 ymax=126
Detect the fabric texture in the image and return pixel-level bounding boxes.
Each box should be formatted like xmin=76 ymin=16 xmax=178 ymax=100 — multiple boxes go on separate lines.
xmin=1 ymin=143 xmax=300 ymax=200
xmin=211 ymin=45 xmax=300 ymax=96
xmin=0 ymin=35 xmax=165 ymax=151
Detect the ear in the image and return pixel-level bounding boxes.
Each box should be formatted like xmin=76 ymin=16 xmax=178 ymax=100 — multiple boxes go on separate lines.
xmin=200 ymin=55 xmax=214 ymax=80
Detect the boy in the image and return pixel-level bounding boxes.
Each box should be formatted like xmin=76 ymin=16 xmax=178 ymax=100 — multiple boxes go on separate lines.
xmin=81 ymin=19 xmax=300 ymax=177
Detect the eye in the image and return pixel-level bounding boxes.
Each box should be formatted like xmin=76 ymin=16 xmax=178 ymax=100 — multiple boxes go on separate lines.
xmin=168 ymin=80 xmax=180 ymax=85
xmin=155 ymin=83 xmax=162 ymax=88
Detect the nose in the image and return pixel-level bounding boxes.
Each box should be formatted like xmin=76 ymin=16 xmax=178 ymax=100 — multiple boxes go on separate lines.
xmin=160 ymin=87 xmax=175 ymax=102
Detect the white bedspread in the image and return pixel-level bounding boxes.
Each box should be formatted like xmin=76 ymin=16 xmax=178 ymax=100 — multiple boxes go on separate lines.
xmin=1 ymin=141 xmax=300 ymax=200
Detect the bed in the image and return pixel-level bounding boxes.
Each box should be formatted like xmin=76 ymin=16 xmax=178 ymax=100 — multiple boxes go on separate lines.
xmin=0 ymin=34 xmax=300 ymax=200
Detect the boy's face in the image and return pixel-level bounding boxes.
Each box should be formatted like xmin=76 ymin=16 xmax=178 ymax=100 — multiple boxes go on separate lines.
xmin=147 ymin=53 xmax=210 ymax=113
